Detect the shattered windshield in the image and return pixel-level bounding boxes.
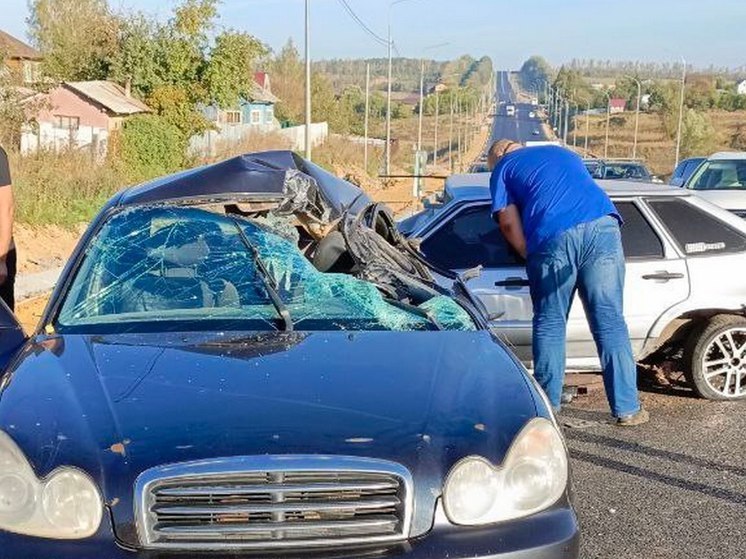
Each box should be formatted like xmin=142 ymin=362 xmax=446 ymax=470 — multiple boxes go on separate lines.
xmin=57 ymin=206 xmax=476 ymax=332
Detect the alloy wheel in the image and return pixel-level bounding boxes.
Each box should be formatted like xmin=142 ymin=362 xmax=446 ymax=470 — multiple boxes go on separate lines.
xmin=701 ymin=327 xmax=746 ymax=398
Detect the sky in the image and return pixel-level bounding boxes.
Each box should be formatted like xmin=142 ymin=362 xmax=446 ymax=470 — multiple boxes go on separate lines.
xmin=3 ymin=0 xmax=746 ymax=70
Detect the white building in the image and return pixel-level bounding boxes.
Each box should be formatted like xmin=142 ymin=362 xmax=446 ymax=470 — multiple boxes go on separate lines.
xmin=737 ymin=80 xmax=746 ymax=96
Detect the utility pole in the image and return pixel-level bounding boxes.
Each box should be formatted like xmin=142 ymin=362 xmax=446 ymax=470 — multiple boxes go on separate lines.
xmin=417 ymin=59 xmax=424 ymax=153
xmin=433 ymin=88 xmax=440 ymax=165
xmin=304 ymin=0 xmax=311 ymax=160
xmin=581 ymin=97 xmax=590 ymax=152
xmin=364 ymin=62 xmax=370 ymax=171
xmin=448 ymin=94 xmax=454 ymax=171
xmin=385 ymin=29 xmax=393 ymax=174
xmin=674 ymin=59 xmax=687 ymax=167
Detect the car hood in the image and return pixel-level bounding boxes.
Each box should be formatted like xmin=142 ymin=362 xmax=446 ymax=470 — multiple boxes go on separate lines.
xmin=689 ymin=189 xmax=746 ymax=211
xmin=0 ymin=330 xmax=540 ymax=545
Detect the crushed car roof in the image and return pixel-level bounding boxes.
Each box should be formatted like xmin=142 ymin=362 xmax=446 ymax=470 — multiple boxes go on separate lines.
xmin=116 ymin=150 xmax=372 ymax=220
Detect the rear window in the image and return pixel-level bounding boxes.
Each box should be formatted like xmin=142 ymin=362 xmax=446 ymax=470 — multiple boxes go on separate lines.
xmin=647 ymin=198 xmax=746 ymax=256
xmin=616 ymin=202 xmax=664 ymax=259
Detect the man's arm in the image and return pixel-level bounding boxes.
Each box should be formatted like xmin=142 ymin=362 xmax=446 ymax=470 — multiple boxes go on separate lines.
xmin=0 ymin=148 xmax=14 ymax=285
xmin=495 ymin=204 xmax=527 ymax=259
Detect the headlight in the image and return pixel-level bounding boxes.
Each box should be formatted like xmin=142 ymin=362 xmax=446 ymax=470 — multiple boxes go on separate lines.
xmin=0 ymin=430 xmax=102 ymax=539
xmin=442 ymin=418 xmax=568 ymax=525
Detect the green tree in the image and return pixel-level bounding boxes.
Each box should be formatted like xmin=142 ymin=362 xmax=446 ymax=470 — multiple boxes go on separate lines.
xmin=268 ymin=39 xmax=304 ymax=124
xmin=27 ymin=0 xmax=118 ymax=80
xmin=109 ymin=0 xmax=267 ymax=139
xmin=680 ymin=109 xmax=716 ymax=158
xmin=520 ymin=55 xmax=552 ymax=91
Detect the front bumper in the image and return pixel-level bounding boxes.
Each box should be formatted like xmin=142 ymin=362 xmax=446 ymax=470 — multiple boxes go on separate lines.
xmin=0 ymin=505 xmax=579 ymax=559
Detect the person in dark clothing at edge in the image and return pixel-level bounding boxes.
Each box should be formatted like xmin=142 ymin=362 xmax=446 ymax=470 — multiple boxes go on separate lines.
xmin=487 ymin=139 xmax=648 ymax=426
xmin=0 ymin=146 xmax=16 ymax=311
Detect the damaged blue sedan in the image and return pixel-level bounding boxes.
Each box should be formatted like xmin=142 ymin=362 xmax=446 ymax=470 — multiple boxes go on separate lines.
xmin=0 ymin=151 xmax=578 ymax=558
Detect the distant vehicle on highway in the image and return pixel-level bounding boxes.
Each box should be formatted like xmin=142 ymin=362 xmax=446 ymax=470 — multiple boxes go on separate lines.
xmin=583 ymin=159 xmax=663 ymax=183
xmin=670 ymin=157 xmax=706 ymax=187
xmin=683 ymin=152 xmax=746 ymax=219
xmin=0 ymin=151 xmax=580 ymax=558
xmin=505 ymin=104 xmax=516 ymax=117
xmin=529 ymin=111 xmax=536 ymax=118
xmin=532 ymin=129 xmax=541 ymax=136
xmin=401 ymin=174 xmax=746 ymax=401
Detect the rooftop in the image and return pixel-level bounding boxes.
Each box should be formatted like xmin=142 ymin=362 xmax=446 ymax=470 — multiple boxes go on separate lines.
xmin=64 ymin=81 xmax=150 ymax=115
xmin=708 ymin=151 xmax=746 ymax=161
xmin=0 ymin=30 xmax=42 ymax=60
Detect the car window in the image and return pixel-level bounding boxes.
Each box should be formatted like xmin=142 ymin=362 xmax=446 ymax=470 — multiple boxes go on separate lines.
xmin=687 ymin=159 xmax=746 ymax=190
xmin=648 ymin=198 xmax=746 ymax=256
xmin=57 ymin=206 xmax=475 ymax=333
xmin=419 ymin=204 xmax=522 ymax=269
xmin=615 ymin=202 xmax=664 ymax=259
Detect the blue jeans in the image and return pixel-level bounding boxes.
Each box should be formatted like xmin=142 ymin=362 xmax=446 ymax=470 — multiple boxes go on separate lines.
xmin=526 ymin=215 xmax=640 ymax=417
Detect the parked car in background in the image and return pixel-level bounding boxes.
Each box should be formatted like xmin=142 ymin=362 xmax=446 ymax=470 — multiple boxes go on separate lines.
xmin=468 ymin=161 xmax=490 ymax=173
xmin=0 ymin=152 xmax=579 ymax=558
xmin=670 ymin=157 xmax=706 ymax=187
xmin=402 ymin=173 xmax=746 ymax=401
xmin=583 ymin=159 xmax=663 ymax=183
xmin=683 ymin=152 xmax=746 ymax=219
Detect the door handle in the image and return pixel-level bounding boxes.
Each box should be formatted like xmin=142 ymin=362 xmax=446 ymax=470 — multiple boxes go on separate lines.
xmin=495 ymin=277 xmax=530 ymax=289
xmin=642 ymin=271 xmax=685 ymax=281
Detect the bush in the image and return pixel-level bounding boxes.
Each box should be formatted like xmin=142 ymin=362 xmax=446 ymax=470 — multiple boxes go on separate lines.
xmin=10 ymin=148 xmax=129 ymax=227
xmin=119 ymin=115 xmax=186 ymax=180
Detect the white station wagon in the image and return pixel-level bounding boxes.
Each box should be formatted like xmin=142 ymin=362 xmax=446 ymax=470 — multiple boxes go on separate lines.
xmin=400 ymin=175 xmax=746 ymax=400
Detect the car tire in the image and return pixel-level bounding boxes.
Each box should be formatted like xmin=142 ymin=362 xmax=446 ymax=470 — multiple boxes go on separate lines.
xmin=684 ymin=315 xmax=746 ymax=400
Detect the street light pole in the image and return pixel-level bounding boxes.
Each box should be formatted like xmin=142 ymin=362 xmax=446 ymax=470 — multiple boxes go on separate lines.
xmin=563 ymin=98 xmax=570 ymax=145
xmin=304 ymin=0 xmax=311 ymax=160
xmin=674 ymin=58 xmax=687 ymax=167
xmin=625 ymin=75 xmax=642 ymax=159
xmin=603 ymin=90 xmax=612 ymax=158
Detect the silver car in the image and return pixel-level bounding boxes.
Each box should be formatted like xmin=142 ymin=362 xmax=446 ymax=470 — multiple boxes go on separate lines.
xmin=684 ymin=151 xmax=746 ymax=218
xmin=401 ymin=174 xmax=746 ymax=400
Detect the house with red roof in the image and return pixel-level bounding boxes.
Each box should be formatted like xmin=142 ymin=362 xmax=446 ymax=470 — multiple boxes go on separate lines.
xmin=609 ymin=98 xmax=627 ymax=114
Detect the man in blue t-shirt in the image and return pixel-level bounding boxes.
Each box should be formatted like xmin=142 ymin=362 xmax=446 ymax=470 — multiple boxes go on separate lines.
xmin=487 ymin=139 xmax=648 ymax=426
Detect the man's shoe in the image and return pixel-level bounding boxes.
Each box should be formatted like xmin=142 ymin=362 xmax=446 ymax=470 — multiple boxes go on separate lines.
xmin=616 ymin=408 xmax=649 ymax=426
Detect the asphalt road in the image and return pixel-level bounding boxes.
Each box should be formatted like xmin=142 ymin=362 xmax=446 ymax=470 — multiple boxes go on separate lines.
xmin=490 ymin=71 xmax=549 ymax=146
xmin=488 ymin=71 xmax=746 ymax=558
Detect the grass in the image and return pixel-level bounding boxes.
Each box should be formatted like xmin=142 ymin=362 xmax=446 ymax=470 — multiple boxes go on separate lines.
xmin=10 ymin=149 xmax=132 ymax=227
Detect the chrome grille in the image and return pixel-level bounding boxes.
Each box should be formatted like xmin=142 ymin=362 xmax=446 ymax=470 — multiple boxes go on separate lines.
xmin=135 ymin=456 xmax=412 ymax=550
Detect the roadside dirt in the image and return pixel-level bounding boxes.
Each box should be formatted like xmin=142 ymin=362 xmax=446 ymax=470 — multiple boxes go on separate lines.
xmin=14 ymin=223 xmax=83 ymax=274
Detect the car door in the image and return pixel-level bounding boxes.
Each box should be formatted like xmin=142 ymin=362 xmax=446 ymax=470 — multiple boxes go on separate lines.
xmin=0 ymin=299 xmax=25 ymax=371
xmin=417 ymin=202 xmax=533 ymax=361
xmin=565 ymin=199 xmax=690 ymax=364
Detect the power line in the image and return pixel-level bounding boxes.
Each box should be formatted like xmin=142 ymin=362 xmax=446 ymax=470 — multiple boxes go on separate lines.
xmin=336 ymin=0 xmax=389 ymax=47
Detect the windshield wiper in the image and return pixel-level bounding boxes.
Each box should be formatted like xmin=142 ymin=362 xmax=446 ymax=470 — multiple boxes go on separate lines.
xmin=231 ymin=219 xmax=293 ymax=332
